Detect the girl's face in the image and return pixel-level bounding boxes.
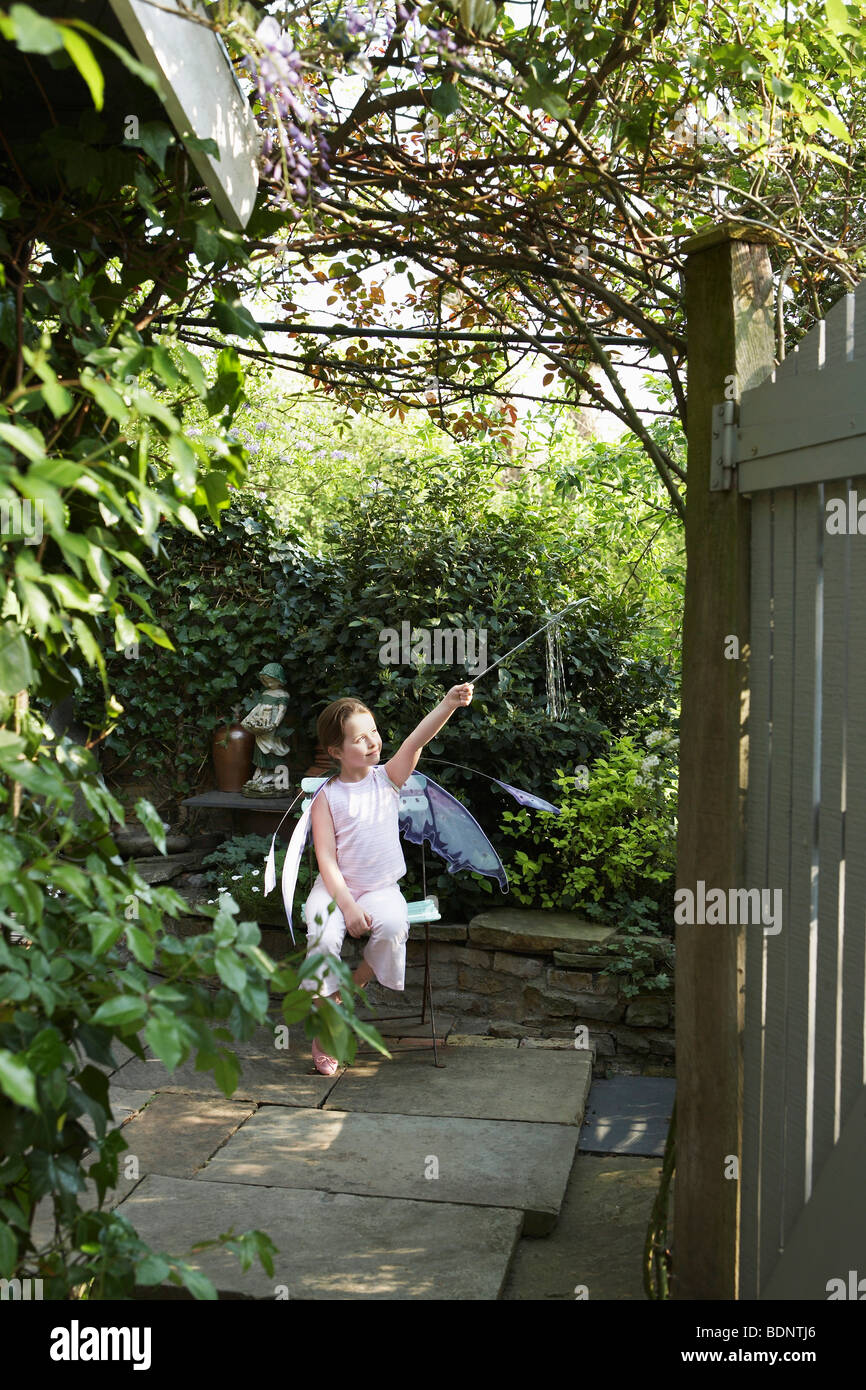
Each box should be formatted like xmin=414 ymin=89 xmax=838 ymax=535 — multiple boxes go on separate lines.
xmin=331 ymin=711 xmax=382 ymax=776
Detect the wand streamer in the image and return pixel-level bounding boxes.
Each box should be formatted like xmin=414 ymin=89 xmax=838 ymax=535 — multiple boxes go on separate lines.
xmin=466 ymin=597 xmax=590 ymax=683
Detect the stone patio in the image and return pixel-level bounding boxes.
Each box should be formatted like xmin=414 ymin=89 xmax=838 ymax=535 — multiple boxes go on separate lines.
xmin=30 ymin=1015 xmax=671 ymax=1299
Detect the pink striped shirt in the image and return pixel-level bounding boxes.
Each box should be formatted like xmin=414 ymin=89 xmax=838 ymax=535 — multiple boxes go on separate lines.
xmin=321 ymin=764 xmax=407 ymax=895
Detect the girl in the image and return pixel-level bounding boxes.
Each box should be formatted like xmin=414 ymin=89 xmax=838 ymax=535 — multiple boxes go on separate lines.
xmin=303 ymin=682 xmax=474 ymax=1075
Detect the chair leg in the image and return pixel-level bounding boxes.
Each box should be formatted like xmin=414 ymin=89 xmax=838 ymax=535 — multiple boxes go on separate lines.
xmin=420 ymin=923 xmax=430 ymax=1024
xmin=424 ymin=925 xmax=445 ymax=1068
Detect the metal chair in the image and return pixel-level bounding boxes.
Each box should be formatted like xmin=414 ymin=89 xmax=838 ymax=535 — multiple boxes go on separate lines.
xmin=300 ymin=776 xmax=447 ymax=1066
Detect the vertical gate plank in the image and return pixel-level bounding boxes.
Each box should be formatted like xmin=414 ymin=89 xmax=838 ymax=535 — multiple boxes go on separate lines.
xmin=782 ymin=484 xmax=820 ymax=1244
xmin=814 ymin=483 xmax=847 ymax=1172
xmin=843 ymin=477 xmax=866 ymax=1111
xmin=820 ymin=290 xmax=857 ymax=372
xmin=759 ymin=487 xmax=795 ymax=1288
xmin=740 ymin=490 xmax=773 ymax=1299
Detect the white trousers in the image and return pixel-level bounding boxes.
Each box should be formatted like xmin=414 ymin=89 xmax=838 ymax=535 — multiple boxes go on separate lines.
xmin=301 ymin=874 xmax=410 ymax=996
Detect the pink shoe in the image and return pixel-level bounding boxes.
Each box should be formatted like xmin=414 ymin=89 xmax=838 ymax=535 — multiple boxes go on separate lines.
xmin=312 ymin=1037 xmax=339 ymax=1076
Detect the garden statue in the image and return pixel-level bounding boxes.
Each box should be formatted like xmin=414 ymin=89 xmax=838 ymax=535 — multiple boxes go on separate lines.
xmin=240 ymin=662 xmax=293 ymax=797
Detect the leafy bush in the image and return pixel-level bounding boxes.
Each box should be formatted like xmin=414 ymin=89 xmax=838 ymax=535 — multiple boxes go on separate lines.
xmin=498 ymin=720 xmax=678 ymax=991
xmin=75 ymin=465 xmax=678 ymax=922
xmin=0 ymin=13 xmax=388 ymax=1295
xmin=0 ymin=712 xmax=391 ymax=1298
xmin=200 ymin=834 xmax=288 ymax=922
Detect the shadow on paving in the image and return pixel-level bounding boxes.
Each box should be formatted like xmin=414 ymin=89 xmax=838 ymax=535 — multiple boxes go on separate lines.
xmin=502 ymin=1152 xmax=669 ymax=1300
xmin=64 ymin=1017 xmax=671 ymax=1299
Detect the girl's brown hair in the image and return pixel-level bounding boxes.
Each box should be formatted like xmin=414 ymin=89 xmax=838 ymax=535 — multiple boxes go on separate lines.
xmin=317 ymin=698 xmax=374 ymax=760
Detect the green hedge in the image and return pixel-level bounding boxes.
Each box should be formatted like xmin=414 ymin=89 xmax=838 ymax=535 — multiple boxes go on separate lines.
xmin=76 ymin=466 xmax=679 ymax=925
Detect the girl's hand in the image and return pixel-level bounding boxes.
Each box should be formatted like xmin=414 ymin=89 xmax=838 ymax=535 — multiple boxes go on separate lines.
xmin=344 ymin=901 xmax=373 ymax=938
xmin=445 ymin=682 xmax=474 ymax=710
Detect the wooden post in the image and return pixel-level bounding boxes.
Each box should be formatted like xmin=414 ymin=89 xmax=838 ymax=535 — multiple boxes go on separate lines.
xmin=674 ymin=224 xmax=779 ymax=1299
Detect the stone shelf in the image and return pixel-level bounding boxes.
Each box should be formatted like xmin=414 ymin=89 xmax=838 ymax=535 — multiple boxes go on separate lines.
xmin=182 ymin=791 xmax=298 ymax=812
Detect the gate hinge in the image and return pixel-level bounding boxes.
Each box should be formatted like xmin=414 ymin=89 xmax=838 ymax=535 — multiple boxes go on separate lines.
xmin=711 ymin=400 xmax=740 ymax=491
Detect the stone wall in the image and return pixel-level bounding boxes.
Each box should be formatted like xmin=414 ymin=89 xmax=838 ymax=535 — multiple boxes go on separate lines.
xmin=394 ymin=910 xmax=674 ymax=1078
xmin=162 ymin=880 xmax=675 ymax=1079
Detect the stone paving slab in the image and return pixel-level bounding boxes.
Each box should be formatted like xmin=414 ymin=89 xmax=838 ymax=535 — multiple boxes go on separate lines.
xmin=578 ymin=1076 xmax=676 ymax=1156
xmin=503 ymin=1154 xmax=666 ymax=1300
xmin=110 ymin=1050 xmax=342 ymax=1106
xmin=89 ymin=1040 xmax=139 ymax=1078
xmin=133 ymin=1021 xmax=306 ymax=1063
xmin=356 ymin=1011 xmax=456 ymax=1039
xmin=110 ymin=1091 xmax=256 ymax=1178
xmin=324 ymin=1047 xmax=593 ymax=1124
xmin=194 ymin=1107 xmax=578 ymax=1235
xmin=77 ymin=1086 xmax=154 ymax=1141
xmin=118 ymin=1173 xmax=522 ymax=1298
xmin=468 ymin=908 xmax=619 ymax=953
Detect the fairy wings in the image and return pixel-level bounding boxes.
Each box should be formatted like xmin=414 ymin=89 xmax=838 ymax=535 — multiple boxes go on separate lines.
xmin=263 ymin=765 xmax=560 ymax=944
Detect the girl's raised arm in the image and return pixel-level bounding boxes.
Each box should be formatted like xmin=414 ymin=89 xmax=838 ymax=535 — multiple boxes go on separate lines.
xmin=384 ymin=683 xmax=473 ymax=790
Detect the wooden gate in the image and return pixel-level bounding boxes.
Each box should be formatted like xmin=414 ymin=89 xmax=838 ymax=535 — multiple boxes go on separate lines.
xmin=732 ymin=281 xmax=866 ymax=1298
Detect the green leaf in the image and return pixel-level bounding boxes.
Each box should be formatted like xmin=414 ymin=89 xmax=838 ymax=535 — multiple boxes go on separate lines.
xmin=430 ymin=82 xmax=461 ymax=117
xmin=114 ymin=610 xmax=138 ymax=649
xmin=824 ymin=0 xmax=859 ymax=35
xmin=80 ymin=369 xmax=130 ymax=423
xmin=523 ymin=79 xmax=571 ymax=122
xmin=169 ymin=434 xmax=198 ymax=494
xmin=136 ymin=622 xmax=176 ymax=650
xmin=0 ymin=622 xmax=34 ymax=694
xmin=15 ymin=473 xmax=66 ymax=535
xmin=8 ymin=4 xmax=63 ymax=54
xmin=0 ymin=1049 xmax=38 ymax=1110
xmin=201 ymin=469 xmax=229 ymax=521
xmin=183 ymin=133 xmax=220 ymax=159
xmin=211 ymin=1048 xmax=240 ymax=1097
xmin=91 ymin=994 xmax=148 ymax=1027
xmin=89 ymin=914 xmax=125 ymax=955
xmin=101 ymin=544 xmax=152 ymax=586
xmin=138 ymin=121 xmax=174 ymax=172
xmin=136 ymin=1253 xmax=172 ymax=1286
xmin=0 ymin=1220 xmax=18 ymax=1277
xmin=144 ymin=1014 xmax=184 ymax=1071
xmin=66 ymin=20 xmax=165 ymax=97
xmin=71 ymin=616 xmax=106 ymax=673
xmin=134 ymin=797 xmax=167 ymax=855
xmin=0 ymin=185 xmax=21 ymax=219
xmin=127 ymin=385 xmax=178 ymax=430
xmin=61 ymin=28 xmax=104 ymax=110
xmin=20 ymin=345 xmax=73 ymax=416
xmin=150 ymin=342 xmax=181 ymax=388
xmin=176 ymin=346 xmax=207 ymax=396
xmin=176 ymin=1263 xmax=217 ymax=1300
xmin=43 ymin=572 xmax=100 ymax=612
xmin=821 ymin=107 xmax=852 ymax=143
xmin=213 ymin=296 xmax=264 ymax=342
xmin=51 ymin=862 xmax=91 ymax=900
xmin=0 ymin=420 xmax=46 ymax=461
xmin=214 ymin=946 xmax=247 ymax=992
xmin=126 ymin=925 xmax=155 ymax=968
